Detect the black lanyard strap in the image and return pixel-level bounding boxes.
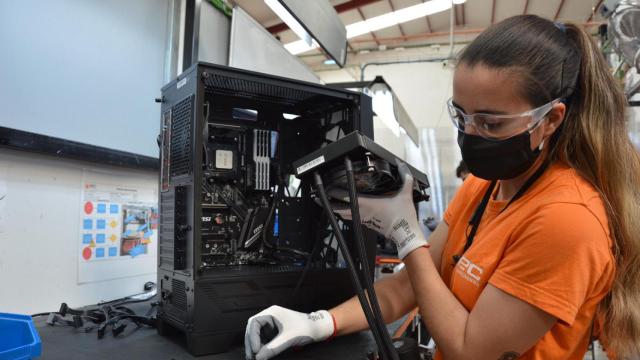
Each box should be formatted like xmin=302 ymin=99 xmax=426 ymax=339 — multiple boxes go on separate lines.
xmin=463 ymin=180 xmax=497 ymax=253
xmin=453 ymin=161 xmax=550 ymax=263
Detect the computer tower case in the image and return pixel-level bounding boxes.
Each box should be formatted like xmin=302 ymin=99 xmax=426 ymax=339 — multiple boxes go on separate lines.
xmin=156 ymin=62 xmax=377 ymax=355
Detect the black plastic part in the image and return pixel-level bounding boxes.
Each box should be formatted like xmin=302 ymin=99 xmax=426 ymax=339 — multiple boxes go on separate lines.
xmin=58 ymin=303 xmax=69 ymax=317
xmin=173 ymin=186 xmax=188 ymax=270
xmin=72 ymin=315 xmax=84 ymax=328
xmin=393 ymin=337 xmax=420 ymax=360
xmin=293 ymin=131 xmax=429 ymax=192
xmin=144 ymin=282 xmax=156 ymax=291
xmin=46 ymin=313 xmax=56 ymax=326
xmin=58 ymin=303 xmax=85 ymax=317
xmin=259 ymin=323 xmax=279 ymax=345
xmin=97 ymin=325 xmax=106 ymax=339
xmin=112 ymin=323 xmax=127 ymax=337
xmin=0 ymin=126 xmax=158 ymax=171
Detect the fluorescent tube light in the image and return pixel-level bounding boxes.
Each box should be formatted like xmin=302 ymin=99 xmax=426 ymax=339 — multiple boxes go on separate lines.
xmin=285 ymin=0 xmax=453 ymax=55
xmin=265 ymin=0 xmax=313 ymax=46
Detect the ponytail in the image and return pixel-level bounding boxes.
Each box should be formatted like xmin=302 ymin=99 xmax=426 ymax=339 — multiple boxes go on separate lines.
xmin=459 ymin=15 xmax=640 ymax=357
xmin=561 ymin=23 xmax=640 ymax=358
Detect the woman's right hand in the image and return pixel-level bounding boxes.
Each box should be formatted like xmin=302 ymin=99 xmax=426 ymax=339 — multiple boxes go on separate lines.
xmin=244 ymin=305 xmax=336 ymax=360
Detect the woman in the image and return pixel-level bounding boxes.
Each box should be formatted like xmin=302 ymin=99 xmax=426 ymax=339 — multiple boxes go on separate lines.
xmin=245 ymin=15 xmax=640 ymax=360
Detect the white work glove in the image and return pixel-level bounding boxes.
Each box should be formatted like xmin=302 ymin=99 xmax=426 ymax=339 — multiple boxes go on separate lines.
xmin=331 ymin=163 xmax=428 ymax=260
xmin=244 ymin=305 xmax=335 ymax=360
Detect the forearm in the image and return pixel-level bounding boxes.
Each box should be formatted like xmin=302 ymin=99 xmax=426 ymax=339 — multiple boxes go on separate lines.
xmin=329 ymin=270 xmax=416 ymax=336
xmin=403 ymin=246 xmax=471 ymax=359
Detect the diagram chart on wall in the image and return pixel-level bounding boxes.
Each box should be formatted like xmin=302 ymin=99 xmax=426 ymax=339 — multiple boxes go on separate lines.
xmin=78 ymin=170 xmax=158 ymax=284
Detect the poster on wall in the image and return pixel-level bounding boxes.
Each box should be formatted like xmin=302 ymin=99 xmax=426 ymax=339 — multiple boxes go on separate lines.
xmin=78 ymin=170 xmax=158 ymax=284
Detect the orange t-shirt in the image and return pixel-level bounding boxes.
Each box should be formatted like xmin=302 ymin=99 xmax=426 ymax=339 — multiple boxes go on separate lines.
xmin=436 ymin=162 xmax=615 ymax=360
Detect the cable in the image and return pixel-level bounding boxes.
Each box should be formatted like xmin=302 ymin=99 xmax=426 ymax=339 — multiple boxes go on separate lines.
xmin=314 ymin=171 xmax=391 ymax=360
xmin=260 ymin=180 xmax=311 ymax=259
xmin=287 ymin=227 xmax=328 ymax=307
xmin=345 ymin=157 xmax=399 ymax=360
xmin=32 ymin=312 xmax=54 ymax=317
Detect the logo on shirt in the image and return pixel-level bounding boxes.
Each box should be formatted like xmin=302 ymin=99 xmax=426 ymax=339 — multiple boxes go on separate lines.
xmin=456 ymin=255 xmax=484 ymax=287
xmin=391 ymin=218 xmax=417 ymax=248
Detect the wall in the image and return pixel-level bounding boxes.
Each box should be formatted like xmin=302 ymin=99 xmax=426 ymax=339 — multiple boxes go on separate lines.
xmin=0 ymin=150 xmax=158 ymax=314
xmin=0 ymin=0 xmax=169 ymax=158
xmin=0 ymin=0 xmax=176 ymax=315
xmin=198 ymin=1 xmax=231 ymax=66
xmin=228 ymin=7 xmax=320 ymax=83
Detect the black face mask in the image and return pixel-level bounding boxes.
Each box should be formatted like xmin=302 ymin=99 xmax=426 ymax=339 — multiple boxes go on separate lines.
xmin=457 ymin=131 xmax=541 ymax=180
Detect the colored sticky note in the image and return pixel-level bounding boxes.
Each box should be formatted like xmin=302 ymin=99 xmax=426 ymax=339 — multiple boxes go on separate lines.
xmin=110 ymin=204 xmax=119 ymax=214
xmin=137 ymin=223 xmax=148 ymax=232
xmin=129 ymin=244 xmax=146 ymax=258
xmin=109 ymin=234 xmax=117 ymax=242
xmin=108 ymin=247 xmax=118 ymax=257
xmin=82 ymin=247 xmax=92 ymax=260
xmin=143 ymin=230 xmax=153 ymax=239
xmin=97 ymin=203 xmax=106 ymax=214
xmin=84 ymin=202 xmax=93 ymax=215
xmin=96 ymin=219 xmax=106 ymax=229
xmin=110 ymin=220 xmax=118 ymax=228
xmin=95 ymin=248 xmax=105 ymax=258
xmin=96 ymin=234 xmax=106 ymax=243
xmin=124 ymin=215 xmax=136 ymax=223
xmin=83 ymin=219 xmax=93 ymax=230
xmin=82 ymin=234 xmax=92 ymax=244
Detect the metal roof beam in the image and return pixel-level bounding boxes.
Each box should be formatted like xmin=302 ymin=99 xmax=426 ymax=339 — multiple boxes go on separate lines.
xmin=587 ymin=0 xmax=604 ymax=21
xmin=491 ymin=0 xmax=496 ymax=24
xmin=388 ymin=0 xmax=406 ymax=37
xmin=554 ymin=0 xmax=566 ymax=21
xmin=356 ymin=7 xmax=380 ymax=46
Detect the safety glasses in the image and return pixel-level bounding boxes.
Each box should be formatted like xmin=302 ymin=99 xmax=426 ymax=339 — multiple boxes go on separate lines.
xmin=447 ymin=98 xmax=561 ymax=140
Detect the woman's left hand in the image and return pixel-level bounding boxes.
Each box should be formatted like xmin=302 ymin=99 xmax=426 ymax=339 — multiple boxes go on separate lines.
xmin=330 ymin=163 xmax=428 ymax=259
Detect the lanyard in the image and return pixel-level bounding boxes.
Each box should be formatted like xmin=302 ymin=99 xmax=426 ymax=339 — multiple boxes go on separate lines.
xmin=453 ymin=162 xmax=550 ymax=264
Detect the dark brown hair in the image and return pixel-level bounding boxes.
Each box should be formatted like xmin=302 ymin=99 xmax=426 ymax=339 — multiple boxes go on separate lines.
xmin=459 ymin=15 xmax=640 ymax=357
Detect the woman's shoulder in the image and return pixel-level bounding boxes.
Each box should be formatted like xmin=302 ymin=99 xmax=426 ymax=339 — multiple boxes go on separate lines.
xmin=535 ymin=162 xmax=609 ymax=234
xmin=444 ymin=175 xmax=491 ymax=225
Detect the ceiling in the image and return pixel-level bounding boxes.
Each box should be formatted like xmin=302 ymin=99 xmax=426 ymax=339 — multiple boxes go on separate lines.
xmin=229 ymin=0 xmax=606 ymax=64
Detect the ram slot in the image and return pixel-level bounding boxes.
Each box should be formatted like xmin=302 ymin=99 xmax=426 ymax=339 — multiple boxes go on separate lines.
xmin=253 ymin=129 xmax=270 ymax=190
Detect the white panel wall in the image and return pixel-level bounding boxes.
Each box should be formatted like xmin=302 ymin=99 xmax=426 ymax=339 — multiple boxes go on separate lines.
xmin=0 ymin=0 xmax=169 ymax=158
xmin=0 ymin=150 xmax=157 ymax=314
xmin=198 ymin=1 xmax=230 ymax=65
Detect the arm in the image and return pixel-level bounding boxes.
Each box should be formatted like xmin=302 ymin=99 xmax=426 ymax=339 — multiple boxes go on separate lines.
xmin=331 ymin=222 xmax=449 ymax=336
xmin=403 ymin=243 xmax=556 ymax=360
xmin=346 ymin=165 xmax=557 ymax=359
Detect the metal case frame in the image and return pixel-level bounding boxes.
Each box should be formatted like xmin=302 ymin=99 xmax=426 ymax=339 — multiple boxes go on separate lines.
xmin=156 ymin=62 xmax=375 ymax=355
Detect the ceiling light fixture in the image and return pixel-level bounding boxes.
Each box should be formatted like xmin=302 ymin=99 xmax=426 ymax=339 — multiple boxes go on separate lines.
xmin=284 ymin=0 xmax=453 ymax=55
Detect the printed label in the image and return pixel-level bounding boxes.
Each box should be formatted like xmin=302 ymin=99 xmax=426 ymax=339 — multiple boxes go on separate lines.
xmin=215 ymin=150 xmax=234 ymax=169
xmin=176 ymin=78 xmax=187 ymax=89
xmin=296 ymin=156 xmax=325 ymax=174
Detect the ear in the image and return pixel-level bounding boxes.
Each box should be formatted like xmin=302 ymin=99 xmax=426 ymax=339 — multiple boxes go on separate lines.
xmin=542 ymin=102 xmax=566 ymax=138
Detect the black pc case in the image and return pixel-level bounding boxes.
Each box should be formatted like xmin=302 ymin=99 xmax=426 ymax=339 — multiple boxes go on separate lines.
xmin=156 ymin=62 xmax=378 ymax=355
